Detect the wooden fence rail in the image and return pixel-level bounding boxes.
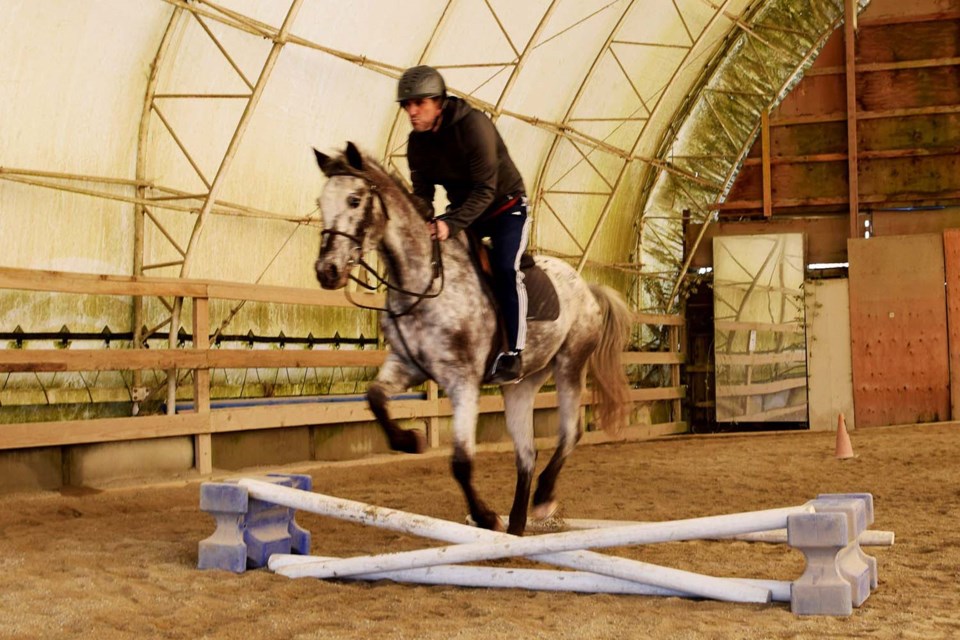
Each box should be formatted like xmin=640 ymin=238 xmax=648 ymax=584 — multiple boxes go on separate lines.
xmin=0 ymin=266 xmax=686 ymax=473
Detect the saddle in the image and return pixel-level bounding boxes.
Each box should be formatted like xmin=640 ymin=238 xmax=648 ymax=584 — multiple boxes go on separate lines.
xmin=464 ymin=231 xmax=560 ymax=375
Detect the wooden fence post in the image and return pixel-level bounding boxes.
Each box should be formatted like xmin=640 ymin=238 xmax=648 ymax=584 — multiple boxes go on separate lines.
xmin=192 ymin=296 xmax=213 ymax=475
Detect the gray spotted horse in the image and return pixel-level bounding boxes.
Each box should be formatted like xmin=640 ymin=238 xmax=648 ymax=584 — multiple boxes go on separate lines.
xmin=313 ymin=142 xmax=633 ymax=535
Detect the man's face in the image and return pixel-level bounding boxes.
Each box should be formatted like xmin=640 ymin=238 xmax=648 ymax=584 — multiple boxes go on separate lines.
xmin=402 ymin=97 xmax=443 ymax=132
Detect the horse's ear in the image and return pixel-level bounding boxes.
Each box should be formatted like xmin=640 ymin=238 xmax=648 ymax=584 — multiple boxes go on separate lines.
xmin=345 ymin=141 xmax=364 ymax=171
xmin=314 ymin=147 xmax=335 ymax=176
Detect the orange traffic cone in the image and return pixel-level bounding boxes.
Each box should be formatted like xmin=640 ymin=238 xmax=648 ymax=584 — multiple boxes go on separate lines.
xmin=835 ymin=412 xmax=855 ymax=459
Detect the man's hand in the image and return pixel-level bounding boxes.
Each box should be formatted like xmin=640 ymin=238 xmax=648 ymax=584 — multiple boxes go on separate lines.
xmin=430 ymin=219 xmax=450 ymax=241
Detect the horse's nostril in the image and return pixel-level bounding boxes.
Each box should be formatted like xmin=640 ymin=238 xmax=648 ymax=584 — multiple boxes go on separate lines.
xmin=315 ymin=259 xmax=338 ymax=286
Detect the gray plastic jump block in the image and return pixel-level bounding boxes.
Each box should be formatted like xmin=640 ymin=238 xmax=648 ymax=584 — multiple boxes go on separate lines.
xmin=819 ymin=492 xmax=878 ymax=589
xmin=198 ymin=473 xmax=312 ymax=573
xmin=788 ymin=494 xmax=877 ymax=616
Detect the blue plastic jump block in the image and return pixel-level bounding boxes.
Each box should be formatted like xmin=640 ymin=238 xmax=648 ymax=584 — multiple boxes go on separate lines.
xmin=198 ymin=473 xmax=312 ymax=573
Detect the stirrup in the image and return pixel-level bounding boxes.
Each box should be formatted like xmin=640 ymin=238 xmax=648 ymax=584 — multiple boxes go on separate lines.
xmin=488 ymin=351 xmax=522 ymax=385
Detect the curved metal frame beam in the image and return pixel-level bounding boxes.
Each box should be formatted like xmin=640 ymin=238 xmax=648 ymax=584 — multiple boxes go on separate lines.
xmin=381 ymin=0 xmax=456 ymax=172
xmin=530 ymin=0 xmax=740 ymax=275
xmin=664 ymin=8 xmax=846 ymax=309
xmin=16 ymin=0 xmax=836 ymax=323
xmin=135 ymin=0 xmax=305 ymax=417
xmin=178 ymin=0 xmax=304 ymax=277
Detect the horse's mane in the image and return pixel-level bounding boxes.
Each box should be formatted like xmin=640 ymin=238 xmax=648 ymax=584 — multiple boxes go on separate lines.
xmin=325 ymin=149 xmax=433 ymax=222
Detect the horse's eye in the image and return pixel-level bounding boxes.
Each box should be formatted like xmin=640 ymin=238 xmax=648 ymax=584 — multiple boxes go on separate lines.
xmin=347 ymin=194 xmax=361 ymax=209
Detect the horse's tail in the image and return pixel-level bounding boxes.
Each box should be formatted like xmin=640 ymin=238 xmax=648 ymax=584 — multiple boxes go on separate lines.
xmin=587 ymin=284 xmax=633 ymax=435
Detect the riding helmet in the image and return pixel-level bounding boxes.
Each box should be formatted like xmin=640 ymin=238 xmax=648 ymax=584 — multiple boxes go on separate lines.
xmin=397 ymin=65 xmax=446 ymax=102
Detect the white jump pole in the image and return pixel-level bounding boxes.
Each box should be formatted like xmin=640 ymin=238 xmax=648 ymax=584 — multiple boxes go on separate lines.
xmin=268 ymin=508 xmax=806 ymax=584
xmin=733 ymin=529 xmax=894 ymax=546
xmin=240 ymin=478 xmax=799 ymax=603
xmin=521 ymin=518 xmax=895 ymax=546
xmin=269 ymin=554 xmax=688 ymax=597
xmin=269 ymin=554 xmax=793 ymax=601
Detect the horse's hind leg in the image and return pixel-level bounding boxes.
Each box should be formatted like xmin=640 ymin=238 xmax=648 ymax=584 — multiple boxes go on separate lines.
xmin=447 ymin=383 xmax=502 ymax=532
xmin=532 ymin=355 xmax=588 ymax=519
xmin=501 ymin=368 xmax=552 ymax=536
xmin=367 ymin=355 xmax=427 ymax=454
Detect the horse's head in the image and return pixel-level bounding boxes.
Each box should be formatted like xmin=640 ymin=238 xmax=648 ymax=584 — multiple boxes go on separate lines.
xmin=313 ymin=142 xmax=388 ymax=289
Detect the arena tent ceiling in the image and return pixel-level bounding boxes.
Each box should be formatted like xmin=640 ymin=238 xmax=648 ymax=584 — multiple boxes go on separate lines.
xmin=0 ymin=0 xmax=858 ymax=322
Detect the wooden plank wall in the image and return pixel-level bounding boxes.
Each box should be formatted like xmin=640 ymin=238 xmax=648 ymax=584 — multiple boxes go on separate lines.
xmin=945 ymin=229 xmax=960 ymax=419
xmin=715 ymin=0 xmax=960 ymax=238
xmin=848 ymin=234 xmax=951 ymax=427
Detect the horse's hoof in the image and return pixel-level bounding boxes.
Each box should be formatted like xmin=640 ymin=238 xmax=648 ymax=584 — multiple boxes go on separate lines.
xmin=408 ymin=429 xmax=427 ymax=454
xmin=392 ymin=429 xmax=427 ymax=454
xmin=531 ymin=500 xmax=559 ymax=521
xmin=467 ymin=513 xmax=505 ymax=532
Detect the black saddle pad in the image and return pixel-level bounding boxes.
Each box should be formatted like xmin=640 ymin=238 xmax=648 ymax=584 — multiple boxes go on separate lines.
xmin=521 ymin=258 xmax=559 ymax=322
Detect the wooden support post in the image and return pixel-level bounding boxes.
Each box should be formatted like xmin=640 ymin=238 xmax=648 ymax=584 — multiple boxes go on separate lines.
xmin=669 ymin=325 xmax=682 ymax=423
xmin=166 ymin=309 xmax=178 ymax=416
xmin=425 ymin=380 xmax=441 ymax=449
xmin=761 ymin=110 xmax=773 ymax=219
xmin=844 ymin=0 xmax=860 ymax=239
xmin=192 ymin=296 xmax=213 ymax=475
xmin=132 ymin=189 xmax=145 ymax=404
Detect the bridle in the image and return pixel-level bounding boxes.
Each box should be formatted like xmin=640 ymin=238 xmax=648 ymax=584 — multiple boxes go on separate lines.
xmin=317 ymin=172 xmax=446 ymax=383
xmin=317 ymin=180 xmax=444 ymax=319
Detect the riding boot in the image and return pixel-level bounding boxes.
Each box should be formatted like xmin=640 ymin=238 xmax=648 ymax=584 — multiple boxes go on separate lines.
xmin=488 ymin=350 xmax=522 ymax=384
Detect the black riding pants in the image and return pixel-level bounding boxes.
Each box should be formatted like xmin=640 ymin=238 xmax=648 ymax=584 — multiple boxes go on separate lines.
xmin=472 ymin=197 xmax=530 ymax=352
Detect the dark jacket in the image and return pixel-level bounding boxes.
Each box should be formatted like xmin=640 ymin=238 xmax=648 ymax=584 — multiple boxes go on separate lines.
xmin=408 ymin=97 xmax=525 ymax=236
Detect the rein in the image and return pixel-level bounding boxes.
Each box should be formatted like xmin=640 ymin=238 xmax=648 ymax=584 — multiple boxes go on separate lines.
xmin=319 ymin=183 xmax=444 ymax=319
xmin=321 ymin=174 xmax=444 ymax=382
xmin=320 ymin=231 xmax=444 ymax=319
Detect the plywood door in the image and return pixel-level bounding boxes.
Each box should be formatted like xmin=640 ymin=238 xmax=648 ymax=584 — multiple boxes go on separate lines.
xmin=848 ymin=234 xmax=950 ymax=427
xmin=945 ymin=229 xmax=960 ymax=420
xmin=804 ymin=278 xmax=856 ymax=432
xmin=713 ymin=234 xmax=807 ymax=423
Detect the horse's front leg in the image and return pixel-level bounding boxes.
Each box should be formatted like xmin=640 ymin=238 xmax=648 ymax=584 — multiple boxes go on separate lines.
xmin=367 ymin=355 xmax=427 ymax=454
xmin=501 ymin=368 xmax=552 ymax=535
xmin=531 ymin=356 xmax=588 ymax=519
xmin=447 ymin=384 xmax=502 ymax=532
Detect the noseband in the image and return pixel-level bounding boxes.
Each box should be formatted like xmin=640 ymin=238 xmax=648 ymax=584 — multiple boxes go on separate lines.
xmin=318 ymin=177 xmax=444 ymax=319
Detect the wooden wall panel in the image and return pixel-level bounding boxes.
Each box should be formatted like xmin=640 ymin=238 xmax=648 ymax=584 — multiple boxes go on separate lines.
xmin=710 ymin=1 xmax=960 ymax=229
xmin=861 ymin=0 xmax=960 ymax=24
xmin=811 ymin=28 xmax=845 ymax=66
xmin=858 ymin=113 xmax=960 ymax=152
xmin=686 ymin=209 xmax=960 ymax=268
xmin=858 ymin=19 xmax=960 ymax=62
xmin=726 ymin=165 xmax=762 ymax=202
xmin=859 ymin=67 xmax=960 ymax=112
xmin=848 ymin=234 xmax=950 ymax=427
xmin=734 ymin=156 xmax=960 ymax=207
xmin=805 ymin=278 xmax=856 ymax=431
xmin=859 ymin=155 xmax=960 ymax=195
xmin=873 ymin=208 xmax=960 ymax=236
xmin=945 ymin=229 xmax=960 ymax=420
xmin=771 ymin=122 xmax=848 ymax=156
xmin=774 ymin=75 xmax=846 ymax=119
xmin=770 ymin=162 xmax=848 ymax=200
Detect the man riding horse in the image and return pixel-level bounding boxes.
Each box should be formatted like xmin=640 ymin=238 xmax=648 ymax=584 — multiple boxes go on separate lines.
xmin=398 ymin=65 xmax=528 ymax=384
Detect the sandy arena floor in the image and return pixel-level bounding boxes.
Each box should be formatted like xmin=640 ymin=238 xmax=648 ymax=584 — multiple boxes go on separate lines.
xmin=1 ymin=423 xmax=958 ymax=640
